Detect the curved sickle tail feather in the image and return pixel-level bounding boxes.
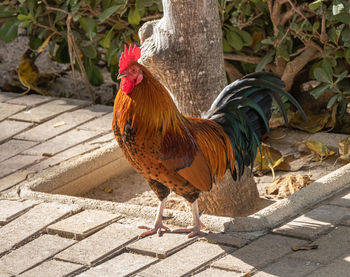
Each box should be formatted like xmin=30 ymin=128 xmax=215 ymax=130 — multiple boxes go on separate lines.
xmin=203 ymin=72 xmax=306 ymax=181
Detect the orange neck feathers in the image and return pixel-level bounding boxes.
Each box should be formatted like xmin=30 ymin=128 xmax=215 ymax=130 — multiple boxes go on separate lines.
xmin=113 ymin=65 xmax=186 ymax=139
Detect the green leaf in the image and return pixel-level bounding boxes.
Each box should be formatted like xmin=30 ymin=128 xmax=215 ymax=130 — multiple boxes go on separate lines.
xmin=79 ymin=17 xmax=97 ymax=40
xmin=328 ymin=27 xmax=337 ymax=44
xmin=341 ymin=28 xmax=350 ymax=41
xmin=309 ymin=0 xmax=322 ymax=11
xmin=312 ymin=21 xmax=320 ymax=34
xmin=29 ymin=35 xmax=42 ymax=50
xmin=235 ymin=29 xmax=253 ymax=46
xmin=222 ymin=37 xmax=233 ymax=53
xmin=345 ymin=48 xmax=350 ymax=63
xmin=99 ymin=27 xmax=114 ymax=48
xmin=332 ymin=3 xmax=344 ymax=15
xmin=136 ymin=0 xmax=154 ymax=9
xmin=85 ymin=59 xmax=104 ymax=86
xmin=255 ymin=50 xmax=274 ymax=72
xmin=335 ymin=70 xmax=348 ymax=84
xmin=310 ymin=85 xmax=330 ymax=99
xmin=226 ymin=30 xmax=243 ymax=50
xmin=261 ymin=38 xmax=274 ymax=45
xmin=276 ymin=42 xmax=290 ymax=61
xmin=0 ymin=19 xmax=20 ymax=43
xmin=314 ymin=63 xmax=333 ymax=84
xmin=107 ymin=47 xmax=119 ymax=66
xmin=98 ymin=5 xmax=121 ymax=22
xmin=17 ymin=14 xmax=33 ymax=21
xmin=327 ymin=94 xmax=339 ymax=109
xmin=0 ymin=5 xmax=17 ymax=18
xmin=128 ymin=8 xmax=141 ymax=25
xmin=82 ymin=45 xmax=97 ymax=58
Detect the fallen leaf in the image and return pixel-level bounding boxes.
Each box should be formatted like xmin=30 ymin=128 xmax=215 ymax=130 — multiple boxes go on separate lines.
xmin=339 ymin=136 xmax=350 ymax=164
xmin=305 ymin=140 xmax=335 ymax=161
xmin=290 ymin=111 xmax=330 ymax=133
xmin=275 ymin=154 xmax=314 ymax=171
xmin=254 ymin=144 xmax=283 ymax=171
xmin=103 ymin=188 xmax=113 ymax=193
xmin=266 ymin=174 xmax=314 ymax=198
xmin=53 ymin=121 xmax=66 ymax=128
xmin=291 ymin=244 xmax=318 ymax=251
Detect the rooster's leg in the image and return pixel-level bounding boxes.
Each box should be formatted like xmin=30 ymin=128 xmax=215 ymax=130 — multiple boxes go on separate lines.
xmin=174 ymin=200 xmax=206 ymax=238
xmin=138 ymin=198 xmax=170 ymax=238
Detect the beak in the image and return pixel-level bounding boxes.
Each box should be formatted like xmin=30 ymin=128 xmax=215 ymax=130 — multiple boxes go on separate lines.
xmin=117 ymin=73 xmax=127 ymax=80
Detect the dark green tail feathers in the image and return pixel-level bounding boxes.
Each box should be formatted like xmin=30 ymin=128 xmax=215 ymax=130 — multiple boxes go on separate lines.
xmin=203 ymin=72 xmax=306 ymax=181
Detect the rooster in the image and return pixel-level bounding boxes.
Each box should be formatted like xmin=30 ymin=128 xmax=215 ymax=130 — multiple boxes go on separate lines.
xmin=113 ymin=45 xmax=305 ymax=238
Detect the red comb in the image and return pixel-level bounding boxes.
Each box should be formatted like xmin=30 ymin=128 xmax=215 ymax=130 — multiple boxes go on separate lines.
xmin=118 ymin=44 xmax=141 ymax=73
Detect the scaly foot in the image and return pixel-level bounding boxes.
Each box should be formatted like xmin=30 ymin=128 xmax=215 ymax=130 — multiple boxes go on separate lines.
xmin=138 ymin=222 xmax=170 ymax=238
xmin=173 ymin=220 xmax=206 ymax=238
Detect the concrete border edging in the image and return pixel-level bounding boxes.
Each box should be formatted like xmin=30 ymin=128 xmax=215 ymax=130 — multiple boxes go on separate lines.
xmin=20 ymin=143 xmax=350 ymax=233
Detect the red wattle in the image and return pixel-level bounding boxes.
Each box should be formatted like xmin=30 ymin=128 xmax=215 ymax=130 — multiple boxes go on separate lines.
xmin=120 ymin=78 xmax=135 ymax=95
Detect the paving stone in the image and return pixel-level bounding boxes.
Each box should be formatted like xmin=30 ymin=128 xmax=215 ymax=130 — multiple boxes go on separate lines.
xmin=0 ymin=200 xmax=36 ymax=225
xmin=55 ymin=223 xmax=139 ymax=265
xmin=328 ymin=191 xmax=350 ymax=207
xmin=203 ymin=232 xmax=249 ymax=248
xmin=77 ymin=253 xmax=157 ymax=277
xmin=0 ymin=154 xmax=41 ymax=178
xmin=306 ymin=255 xmax=350 ymax=277
xmin=78 ymin=112 xmax=113 ymax=133
xmin=5 ymin=94 xmax=52 ymax=107
xmin=10 ymin=98 xmax=88 ymax=123
xmin=0 ymin=170 xmax=33 ymax=192
xmin=193 ymin=268 xmax=242 ymax=277
xmin=341 ymin=218 xmax=350 ymax=226
xmin=254 ymin=256 xmax=320 ymax=277
xmin=0 ymin=92 xmax=21 ymax=102
xmin=0 ymin=202 xmax=79 ymax=254
xmin=47 ymin=209 xmax=120 ymax=240
xmin=291 ymin=226 xmax=350 ymax=264
xmin=273 ymin=205 xmax=350 ymax=240
xmin=0 ymin=234 xmax=75 ymax=275
xmin=0 ymin=139 xmax=38 ymax=163
xmin=22 ymin=129 xmax=101 ymax=156
xmin=19 ymin=259 xmax=85 ymax=277
xmin=138 ymin=241 xmax=234 ymax=277
xmin=0 ymin=102 xmax=26 ymax=121
xmin=0 ymin=120 xmax=32 ymax=143
xmin=212 ymin=234 xmax=307 ymax=274
xmin=127 ymin=232 xmax=197 ymax=258
xmin=15 ymin=105 xmax=109 ymax=142
xmin=28 ymin=135 xmax=115 ymax=172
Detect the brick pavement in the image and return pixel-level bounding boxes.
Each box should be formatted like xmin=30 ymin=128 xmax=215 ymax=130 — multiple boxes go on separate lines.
xmin=1 ymin=93 xmax=350 ymax=276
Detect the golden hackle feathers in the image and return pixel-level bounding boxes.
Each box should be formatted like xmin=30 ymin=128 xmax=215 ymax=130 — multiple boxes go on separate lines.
xmin=114 ymin=64 xmax=186 ymax=140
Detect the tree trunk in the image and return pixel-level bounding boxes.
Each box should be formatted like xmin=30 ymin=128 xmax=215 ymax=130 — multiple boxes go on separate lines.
xmin=139 ymin=0 xmax=260 ymax=217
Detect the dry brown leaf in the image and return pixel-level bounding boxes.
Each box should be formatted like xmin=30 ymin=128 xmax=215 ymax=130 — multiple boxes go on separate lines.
xmin=290 ymin=111 xmax=330 ymax=133
xmin=266 ymin=174 xmax=314 ymax=198
xmin=254 ymin=144 xmax=283 ymax=171
xmin=305 ymin=140 xmax=335 ymax=161
xmin=275 ymin=154 xmax=314 ymax=171
xmin=339 ymin=136 xmax=350 ymax=164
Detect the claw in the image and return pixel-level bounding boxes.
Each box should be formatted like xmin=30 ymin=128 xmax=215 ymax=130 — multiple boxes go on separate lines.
xmin=138 ymin=223 xmax=170 ymax=238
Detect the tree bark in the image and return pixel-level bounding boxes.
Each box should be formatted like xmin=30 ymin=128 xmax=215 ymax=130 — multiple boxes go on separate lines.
xmin=139 ymin=0 xmax=260 ymax=217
